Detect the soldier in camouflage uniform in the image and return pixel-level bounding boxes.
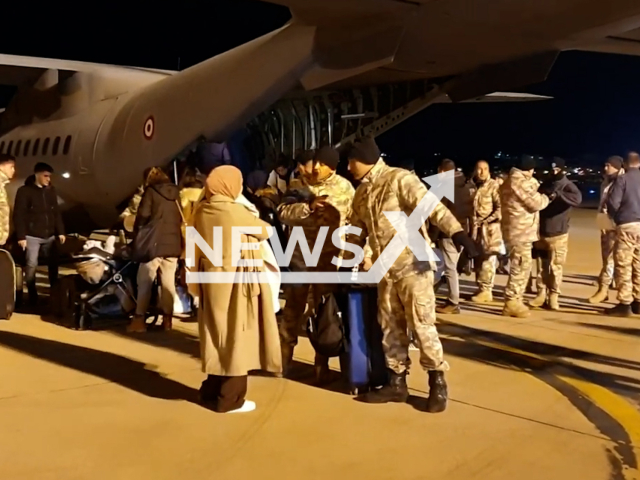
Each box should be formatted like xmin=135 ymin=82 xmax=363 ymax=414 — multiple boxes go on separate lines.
xmin=500 ymin=156 xmax=551 ymax=318
xmin=605 ymin=152 xmax=640 ymax=317
xmin=469 ymin=160 xmax=502 ymax=303
xmin=277 ymin=147 xmax=355 ymax=383
xmin=589 ymin=156 xmax=624 ymax=304
xmin=0 ymin=154 xmax=16 ymax=247
xmin=345 ymin=137 xmax=477 ymax=413
xmin=529 ymin=158 xmax=582 ymax=310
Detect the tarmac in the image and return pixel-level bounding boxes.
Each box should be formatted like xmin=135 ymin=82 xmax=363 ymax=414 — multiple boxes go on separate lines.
xmin=0 ymin=208 xmax=639 ymax=480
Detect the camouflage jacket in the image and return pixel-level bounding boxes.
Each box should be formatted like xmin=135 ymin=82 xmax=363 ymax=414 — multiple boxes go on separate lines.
xmin=470 ymin=177 xmax=503 ymax=254
xmin=500 ymin=168 xmax=550 ymax=245
xmin=349 ymin=160 xmax=463 ymax=280
xmin=0 ymin=170 xmax=10 ymax=245
xmin=278 ymin=172 xmax=355 ymax=271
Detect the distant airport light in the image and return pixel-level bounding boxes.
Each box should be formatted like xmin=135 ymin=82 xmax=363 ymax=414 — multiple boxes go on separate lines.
xmin=62 ymin=172 xmax=70 ymax=179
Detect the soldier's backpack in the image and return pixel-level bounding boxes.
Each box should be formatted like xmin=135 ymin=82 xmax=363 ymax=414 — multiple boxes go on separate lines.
xmin=306 ymin=293 xmax=346 ymax=358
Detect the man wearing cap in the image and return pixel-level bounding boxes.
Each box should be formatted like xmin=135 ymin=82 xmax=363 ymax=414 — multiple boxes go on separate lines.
xmin=500 ymin=156 xmax=551 ymax=318
xmin=529 ymin=158 xmax=582 ymax=310
xmin=605 ymin=151 xmax=640 ymax=317
xmin=345 ymin=136 xmax=478 ymax=413
xmin=589 ymin=156 xmax=624 ymax=304
xmin=13 ymin=162 xmax=66 ymax=306
xmin=277 ymin=146 xmax=355 ymax=384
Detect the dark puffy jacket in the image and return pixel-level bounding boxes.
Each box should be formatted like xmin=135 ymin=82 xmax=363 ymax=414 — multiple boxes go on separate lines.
xmin=13 ymin=177 xmax=65 ymax=241
xmin=607 ymin=167 xmax=640 ymax=226
xmin=539 ymin=174 xmax=582 ymax=237
xmin=134 ymin=182 xmax=182 ymax=259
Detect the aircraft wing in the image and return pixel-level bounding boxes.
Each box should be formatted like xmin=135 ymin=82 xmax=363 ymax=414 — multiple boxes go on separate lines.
xmin=0 ymin=53 xmax=174 ymax=86
xmin=572 ymin=27 xmax=640 ymax=56
xmin=261 ymin=0 xmax=640 ymax=99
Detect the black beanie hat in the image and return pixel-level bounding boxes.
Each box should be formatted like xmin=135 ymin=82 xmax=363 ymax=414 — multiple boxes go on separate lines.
xmin=348 ymin=136 xmax=381 ymax=165
xmin=520 ymin=155 xmax=536 ymax=171
xmin=315 ymin=146 xmax=339 ymax=170
xmin=295 ymin=150 xmax=315 ymax=166
xmin=551 ymin=157 xmax=565 ymax=170
xmin=606 ymin=156 xmax=623 ymax=170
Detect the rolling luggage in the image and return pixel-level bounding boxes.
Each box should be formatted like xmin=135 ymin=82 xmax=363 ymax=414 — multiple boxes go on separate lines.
xmin=343 ymin=286 xmax=388 ymax=395
xmin=0 ymin=249 xmax=17 ymax=320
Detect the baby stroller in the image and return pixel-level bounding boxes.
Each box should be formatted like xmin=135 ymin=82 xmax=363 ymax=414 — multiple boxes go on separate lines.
xmin=52 ymin=239 xmax=147 ymax=330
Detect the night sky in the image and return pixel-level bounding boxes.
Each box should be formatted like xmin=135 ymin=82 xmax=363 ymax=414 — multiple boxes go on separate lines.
xmin=3 ymin=1 xmax=640 ymax=168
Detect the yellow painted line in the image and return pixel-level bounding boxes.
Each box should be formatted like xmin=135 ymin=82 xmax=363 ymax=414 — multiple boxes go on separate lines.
xmin=558 ymin=374 xmax=640 ymax=449
xmin=468 ymin=337 xmax=640 ymax=479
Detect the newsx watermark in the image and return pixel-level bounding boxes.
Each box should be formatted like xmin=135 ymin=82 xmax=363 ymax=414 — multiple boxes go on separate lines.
xmin=185 ymin=170 xmax=456 ymax=284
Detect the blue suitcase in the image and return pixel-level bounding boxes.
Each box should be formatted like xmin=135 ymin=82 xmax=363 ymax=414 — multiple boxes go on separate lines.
xmin=342 ymin=286 xmax=388 ymax=395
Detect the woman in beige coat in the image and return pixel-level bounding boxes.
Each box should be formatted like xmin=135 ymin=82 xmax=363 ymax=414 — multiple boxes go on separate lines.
xmin=192 ymin=166 xmax=282 ymax=413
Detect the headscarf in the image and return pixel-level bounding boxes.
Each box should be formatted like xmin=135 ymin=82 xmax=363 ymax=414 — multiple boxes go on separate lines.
xmin=205 ymin=165 xmax=243 ymax=199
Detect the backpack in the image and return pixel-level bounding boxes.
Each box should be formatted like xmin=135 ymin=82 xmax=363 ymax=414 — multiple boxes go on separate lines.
xmin=306 ymin=293 xmax=345 ymax=358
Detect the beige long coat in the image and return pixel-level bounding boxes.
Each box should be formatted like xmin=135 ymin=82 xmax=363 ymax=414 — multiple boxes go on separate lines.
xmin=192 ymin=195 xmax=282 ymax=377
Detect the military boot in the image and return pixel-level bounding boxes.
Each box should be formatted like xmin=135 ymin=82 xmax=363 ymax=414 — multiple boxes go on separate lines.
xmin=358 ymin=371 xmax=409 ymax=404
xmin=605 ymin=304 xmax=632 ymax=318
xmin=548 ymin=293 xmax=560 ymax=311
xmin=426 ymin=371 xmax=448 ymax=413
xmin=502 ymin=300 xmax=530 ymax=318
xmin=529 ymin=289 xmax=547 ymax=308
xmin=471 ymin=290 xmax=493 ymax=303
xmin=588 ymin=286 xmax=609 ymax=304
xmin=632 ymin=301 xmax=640 ymax=315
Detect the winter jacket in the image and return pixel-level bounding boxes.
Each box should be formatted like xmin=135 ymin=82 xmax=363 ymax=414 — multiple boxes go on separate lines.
xmin=348 ymin=159 xmax=463 ymax=280
xmin=539 ymin=174 xmax=582 ymax=238
xmin=0 ymin=170 xmax=10 ymax=245
xmin=471 ymin=177 xmax=502 ymax=255
xmin=500 ymin=168 xmax=550 ymax=245
xmin=133 ymin=182 xmax=183 ymax=260
xmin=278 ymin=171 xmax=355 ymax=272
xmin=599 ymin=170 xmax=624 ymax=215
xmin=607 ymin=166 xmax=640 ymax=226
xmin=13 ymin=177 xmax=65 ymax=241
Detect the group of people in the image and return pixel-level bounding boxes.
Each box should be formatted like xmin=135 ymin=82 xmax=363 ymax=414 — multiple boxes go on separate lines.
xmin=433 ymin=154 xmax=583 ymax=318
xmin=591 ymin=153 xmax=640 ymax=317
xmin=3 ymin=141 xmax=638 ymax=416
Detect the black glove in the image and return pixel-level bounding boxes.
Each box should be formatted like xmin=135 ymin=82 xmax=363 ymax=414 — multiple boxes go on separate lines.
xmin=539 ymin=183 xmax=555 ymax=196
xmin=451 ymin=231 xmax=480 ymax=259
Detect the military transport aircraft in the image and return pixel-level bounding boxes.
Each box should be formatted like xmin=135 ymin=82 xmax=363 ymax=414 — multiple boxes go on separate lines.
xmin=1 ymin=0 xmax=640 ymax=227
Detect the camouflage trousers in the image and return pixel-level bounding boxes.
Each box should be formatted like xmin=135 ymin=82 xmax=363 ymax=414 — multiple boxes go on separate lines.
xmin=614 ymin=223 xmax=640 ymax=305
xmin=280 ymin=282 xmax=330 ymax=348
xmin=475 ymin=255 xmax=497 ymax=292
xmin=378 ymin=271 xmax=448 ymax=374
xmin=599 ymin=230 xmax=616 ymax=287
xmin=534 ymin=234 xmax=569 ymax=294
xmin=504 ymin=242 xmax=533 ymax=302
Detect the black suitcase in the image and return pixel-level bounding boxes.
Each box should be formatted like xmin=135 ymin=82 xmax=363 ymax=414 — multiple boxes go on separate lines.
xmin=0 ymin=249 xmax=17 ymax=320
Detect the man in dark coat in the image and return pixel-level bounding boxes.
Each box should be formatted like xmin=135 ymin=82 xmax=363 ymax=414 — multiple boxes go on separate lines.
xmin=13 ymin=162 xmax=65 ymax=305
xmin=530 ymin=158 xmax=582 ymax=310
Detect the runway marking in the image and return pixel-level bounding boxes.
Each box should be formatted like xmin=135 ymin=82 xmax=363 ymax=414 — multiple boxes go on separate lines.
xmin=437 ymin=318 xmax=640 ymax=480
